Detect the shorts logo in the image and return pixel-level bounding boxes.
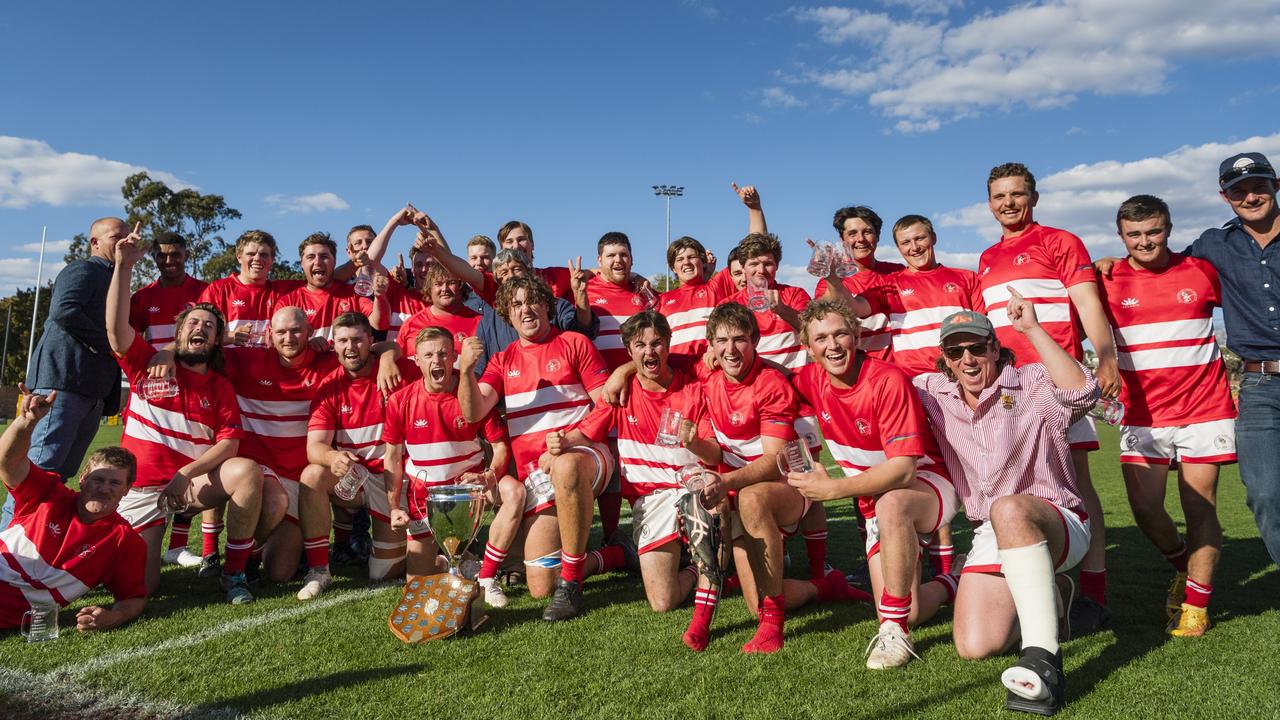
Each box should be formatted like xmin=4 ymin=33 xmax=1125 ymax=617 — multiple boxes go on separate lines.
xmin=855 ymin=418 xmax=871 ymax=435
xmin=1000 ymin=393 xmax=1016 ymax=411
xmin=547 ymin=359 xmax=561 ymax=373
xmin=1121 ymin=297 xmax=1139 ymax=308
xmin=1125 ymin=434 xmax=1139 ymax=450
xmin=1014 ymin=254 xmax=1030 ymax=266
xmin=943 ymin=283 xmax=959 ymax=293
xmin=730 ymin=411 xmax=744 ymax=426
xmin=414 ymin=419 xmax=428 ymax=428
xmin=1177 ymin=288 xmax=1197 ymax=304
xmin=1214 ymin=434 xmax=1232 ymax=450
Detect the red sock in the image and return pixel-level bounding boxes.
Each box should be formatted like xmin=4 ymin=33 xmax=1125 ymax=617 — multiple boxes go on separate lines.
xmin=332 ymin=520 xmax=352 ymax=547
xmin=201 ymin=521 xmax=223 ymax=556
xmin=223 ymin=536 xmax=253 ymax=575
xmin=812 ymin=567 xmax=871 ymax=603
xmin=168 ymin=518 xmax=191 ymax=552
xmin=742 ymin=595 xmax=785 ymax=654
xmin=561 ymin=551 xmax=586 ymax=583
xmin=1080 ymin=569 xmax=1107 ymax=605
xmin=1162 ymin=541 xmax=1190 ymax=573
xmin=684 ymin=584 xmax=719 ymax=652
xmin=931 ymin=573 xmax=959 ymax=604
xmin=303 ymin=536 xmax=329 ymax=570
xmin=1184 ymin=578 xmax=1213 ymax=609
xmin=598 ymin=492 xmax=622 ymax=538
xmin=589 ymin=545 xmax=624 ymax=575
xmin=479 ymin=542 xmax=508 ymax=581
xmin=929 ymin=543 xmax=954 ymax=576
xmin=878 ymin=590 xmax=912 ymax=632
xmin=803 ymin=530 xmax=828 ymax=578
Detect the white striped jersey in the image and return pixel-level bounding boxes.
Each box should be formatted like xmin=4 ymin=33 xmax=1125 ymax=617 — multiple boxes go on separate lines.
xmin=384 ymin=281 xmax=429 ymax=344
xmin=816 ymin=260 xmax=905 ymax=362
xmin=586 ymin=275 xmax=648 ymax=370
xmin=791 ymin=357 xmax=949 ymax=519
xmin=725 ymin=283 xmax=813 ymax=370
xmin=199 ymin=275 xmax=303 ymax=346
xmin=658 ymin=280 xmax=723 ymax=360
xmin=478 ymin=329 xmax=610 ymax=479
xmin=274 ymin=283 xmax=376 ymax=342
xmin=129 ymin=275 xmax=207 ymax=350
xmin=576 ymin=369 xmax=711 ymax=500
xmin=0 ymin=466 xmax=147 ymax=627
xmin=702 ymin=358 xmax=799 ymax=472
xmin=979 ymin=224 xmax=1096 ymax=365
xmin=383 ymin=380 xmax=506 ymax=486
xmin=308 ymin=355 xmax=421 ymax=474
xmin=1098 ymin=253 xmax=1235 ymax=427
xmin=883 ymin=266 xmax=983 ymax=377
xmin=222 ymin=347 xmax=339 ymax=481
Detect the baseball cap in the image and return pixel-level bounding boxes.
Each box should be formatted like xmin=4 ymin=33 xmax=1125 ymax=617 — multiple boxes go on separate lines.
xmin=939 ymin=311 xmax=994 ymax=343
xmin=1219 ymin=152 xmax=1276 ymax=190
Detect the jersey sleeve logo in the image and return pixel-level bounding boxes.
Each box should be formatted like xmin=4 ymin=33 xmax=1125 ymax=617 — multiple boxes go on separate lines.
xmin=1121 ymin=297 xmax=1140 ymax=308
xmin=1177 ymin=288 xmax=1198 ymax=304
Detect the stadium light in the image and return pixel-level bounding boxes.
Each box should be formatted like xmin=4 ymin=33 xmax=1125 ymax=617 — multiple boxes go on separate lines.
xmin=652 ymin=185 xmax=684 ymax=246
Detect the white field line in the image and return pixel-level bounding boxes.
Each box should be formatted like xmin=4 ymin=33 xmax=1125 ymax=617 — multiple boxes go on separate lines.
xmin=0 ymin=666 xmax=243 ymax=719
xmin=54 ymin=585 xmax=390 ymax=681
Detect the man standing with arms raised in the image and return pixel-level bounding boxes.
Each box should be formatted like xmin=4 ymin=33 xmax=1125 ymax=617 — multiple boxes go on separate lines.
xmin=979 ymin=162 xmax=1119 ymax=633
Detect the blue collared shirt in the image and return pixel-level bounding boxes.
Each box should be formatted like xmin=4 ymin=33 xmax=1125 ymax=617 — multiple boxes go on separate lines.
xmin=1187 ymin=217 xmax=1280 ymax=360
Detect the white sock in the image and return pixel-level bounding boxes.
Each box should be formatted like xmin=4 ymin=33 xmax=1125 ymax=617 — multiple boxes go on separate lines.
xmin=999 ymin=541 xmax=1059 ymax=654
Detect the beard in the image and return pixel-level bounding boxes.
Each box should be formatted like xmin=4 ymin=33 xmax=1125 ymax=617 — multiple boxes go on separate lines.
xmin=176 ymin=348 xmax=212 ymax=365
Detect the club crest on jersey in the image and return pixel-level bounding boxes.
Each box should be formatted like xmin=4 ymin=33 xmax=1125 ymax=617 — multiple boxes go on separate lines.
xmin=456 ymin=332 xmax=467 ymax=344
xmin=339 ymin=300 xmax=351 ymax=312
xmin=1000 ymin=393 xmax=1016 ymax=411
xmin=1014 ymin=254 xmax=1030 ymax=266
xmin=200 ymin=398 xmax=211 ymax=409
xmin=943 ymin=283 xmax=959 ymax=293
xmin=631 ymin=296 xmax=644 ymax=307
xmin=730 ymin=411 xmax=745 ymax=426
xmin=148 ymin=305 xmax=161 ymax=313
xmin=546 ymin=359 xmax=561 ymax=373
xmin=1121 ymin=297 xmax=1140 ymax=309
xmin=1177 ymin=288 xmax=1197 ymax=304
xmin=454 ymin=416 xmax=467 ymax=429
xmin=820 ymin=411 xmax=832 ymax=423
xmin=303 ymin=378 xmax=314 ymax=387
xmin=414 ymin=419 xmax=428 ymax=428
xmin=695 ymin=289 xmax=707 ymax=299
xmin=855 ymin=418 xmax=871 ymax=435
xmin=232 ymin=299 xmax=247 ymax=306
xmin=78 ymin=543 xmax=95 ymax=559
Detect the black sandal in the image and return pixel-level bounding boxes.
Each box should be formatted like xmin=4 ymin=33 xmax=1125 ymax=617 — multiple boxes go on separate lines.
xmin=1002 ymin=646 xmax=1065 ymax=716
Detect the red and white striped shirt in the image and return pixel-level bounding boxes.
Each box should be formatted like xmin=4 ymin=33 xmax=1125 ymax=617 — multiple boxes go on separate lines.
xmin=383 ymin=381 xmax=506 ymax=487
xmin=586 ymin=275 xmax=648 ymax=370
xmin=884 ymin=266 xmax=983 ymax=377
xmin=117 ymin=336 xmax=243 ymax=489
xmin=725 ymin=283 xmax=812 ymax=370
xmin=791 ymin=357 xmax=949 ymax=519
xmin=395 ymin=305 xmax=482 ymax=363
xmin=575 ymin=370 xmax=712 ymax=501
xmin=129 ymin=275 xmax=208 ymax=350
xmin=274 ymin=283 xmax=376 ymax=342
xmin=199 ymin=275 xmax=303 ymax=345
xmin=0 ymin=465 xmax=147 ymax=628
xmin=222 ymin=347 xmax=339 ymax=482
xmin=1098 ymin=253 xmax=1235 ymax=428
xmin=913 ymin=363 xmax=1097 ymax=523
xmin=478 ymin=329 xmax=610 ymax=479
xmin=658 ymin=279 xmax=723 ymax=360
xmin=978 ymin=224 xmax=1095 ymax=364
xmin=701 ymin=358 xmax=799 ymax=471
xmin=816 ymin=260 xmax=904 ymax=362
xmin=308 ymin=356 xmax=420 ymax=474
xmin=383 ymin=281 xmax=429 ymax=344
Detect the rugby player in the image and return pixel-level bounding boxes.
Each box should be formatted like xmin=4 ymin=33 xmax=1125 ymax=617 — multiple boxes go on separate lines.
xmin=724 ymin=233 xmax=812 ymax=370
xmin=274 ymin=232 xmax=384 ymax=342
xmin=199 ymin=230 xmax=303 ymax=347
xmin=657 ymin=236 xmax=722 ymax=361
xmin=496 ymin=219 xmax=574 ymax=301
xmin=395 ymin=263 xmax=482 ymax=363
xmin=816 ymin=206 xmax=904 ymax=361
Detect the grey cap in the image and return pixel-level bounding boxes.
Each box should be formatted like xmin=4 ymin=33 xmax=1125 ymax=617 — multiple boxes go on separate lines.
xmin=939 ymin=310 xmax=994 ymax=343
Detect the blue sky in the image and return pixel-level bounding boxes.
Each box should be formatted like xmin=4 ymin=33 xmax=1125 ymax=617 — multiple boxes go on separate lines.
xmin=2 ymin=0 xmax=1279 ymax=292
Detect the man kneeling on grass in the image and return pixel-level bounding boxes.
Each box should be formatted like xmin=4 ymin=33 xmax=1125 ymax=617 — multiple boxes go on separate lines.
xmin=914 ymin=294 xmax=1097 ymax=716
xmin=1 ymin=385 xmax=147 ymax=632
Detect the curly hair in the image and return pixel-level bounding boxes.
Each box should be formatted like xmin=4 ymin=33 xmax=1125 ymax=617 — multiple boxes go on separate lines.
xmin=494 ymin=274 xmax=554 ymax=327
xmin=705 ymin=302 xmax=759 ymax=344
xmin=799 ymin=299 xmax=861 ymax=345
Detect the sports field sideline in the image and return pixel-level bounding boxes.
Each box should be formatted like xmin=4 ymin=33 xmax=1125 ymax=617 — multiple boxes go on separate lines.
xmin=1 ymin=423 xmax=1277 ymax=720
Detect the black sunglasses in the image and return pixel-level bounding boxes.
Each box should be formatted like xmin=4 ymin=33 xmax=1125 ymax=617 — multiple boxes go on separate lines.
xmin=1220 ymin=162 xmax=1275 ymax=186
xmin=942 ymin=341 xmax=991 ymax=360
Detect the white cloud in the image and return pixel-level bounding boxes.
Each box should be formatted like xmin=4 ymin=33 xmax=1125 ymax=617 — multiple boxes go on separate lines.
xmin=0 ymin=136 xmax=192 ymax=209
xmin=761 ymin=87 xmax=807 ymax=109
xmin=936 ymin=132 xmax=1280 ymax=257
xmin=789 ymin=1 xmax=1280 ymax=131
xmin=0 ymin=256 xmax=67 ymax=295
xmin=776 ymin=264 xmax=815 ymax=288
xmin=682 ymin=0 xmax=719 ymax=19
xmin=933 ymin=250 xmax=980 ymax=269
xmin=16 ymin=239 xmax=73 ymax=254
xmin=263 ymin=192 xmax=350 ymax=214
xmin=879 ymin=0 xmax=963 ymax=14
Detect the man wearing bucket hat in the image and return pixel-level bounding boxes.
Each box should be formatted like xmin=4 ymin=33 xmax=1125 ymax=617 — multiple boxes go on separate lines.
xmin=913 ymin=293 xmax=1098 ymax=716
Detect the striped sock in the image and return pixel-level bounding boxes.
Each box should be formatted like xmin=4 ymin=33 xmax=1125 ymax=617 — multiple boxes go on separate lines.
xmin=928 ymin=543 xmax=955 ymax=576
xmin=223 ymin=536 xmax=253 ymax=575
xmin=932 ymin=573 xmax=959 ymax=604
xmin=561 ymin=551 xmax=587 ymax=583
xmin=1184 ymin=578 xmax=1213 ymax=609
xmin=878 ymin=590 xmax=912 ymax=632
xmin=803 ymin=530 xmax=828 ymax=578
xmin=684 ymin=582 xmax=720 ymax=652
xmin=168 ymin=518 xmax=191 ymax=552
xmin=202 ymin=522 xmax=224 ymax=556
xmin=332 ymin=520 xmax=352 ymax=547
xmin=479 ymin=542 xmax=509 ymax=580
xmin=303 ymin=537 xmax=329 ymax=570
xmin=589 ymin=545 xmax=624 ymax=576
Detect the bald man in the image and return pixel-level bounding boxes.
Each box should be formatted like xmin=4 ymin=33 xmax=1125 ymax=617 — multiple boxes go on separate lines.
xmin=3 ymin=217 xmax=128 ymax=530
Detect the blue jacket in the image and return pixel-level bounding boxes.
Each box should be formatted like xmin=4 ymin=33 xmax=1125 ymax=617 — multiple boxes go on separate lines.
xmin=28 ymin=256 xmax=123 ymax=414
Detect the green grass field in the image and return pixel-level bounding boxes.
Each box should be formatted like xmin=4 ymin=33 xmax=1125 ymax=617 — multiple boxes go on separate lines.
xmin=2 ymin=424 xmax=1278 ymax=720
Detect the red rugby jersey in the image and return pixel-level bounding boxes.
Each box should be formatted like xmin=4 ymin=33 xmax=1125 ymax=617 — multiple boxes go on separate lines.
xmin=978 ymin=224 xmax=1095 ymax=364
xmin=1099 ymin=253 xmax=1236 ymax=428
xmin=586 ymin=275 xmax=649 ymax=370
xmin=384 ymin=281 xmax=429 ymax=344
xmin=395 ymin=305 xmax=482 ymax=363
xmin=274 ymin=283 xmax=376 ymax=341
xmin=129 ymin=275 xmax=208 ymax=350
xmin=701 ymin=358 xmax=799 ymax=472
xmin=308 ymin=355 xmax=420 ymax=474
xmin=199 ymin=275 xmax=303 ymax=346
xmin=884 ymin=266 xmax=983 ymax=377
xmin=658 ymin=279 xmax=723 ymax=360
xmin=815 ymin=260 xmax=904 ymax=361
xmin=724 ymin=283 xmax=812 ymax=370
xmin=0 ymin=465 xmax=147 ymax=628
xmin=383 ymin=380 xmax=507 ymax=486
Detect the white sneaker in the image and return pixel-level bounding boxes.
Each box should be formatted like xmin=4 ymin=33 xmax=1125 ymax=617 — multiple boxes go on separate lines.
xmin=296 ymin=568 xmax=332 ymax=601
xmin=163 ymin=548 xmax=203 ymax=567
xmin=479 ymin=578 xmax=508 ymax=608
xmin=865 ymin=622 xmax=920 ymax=669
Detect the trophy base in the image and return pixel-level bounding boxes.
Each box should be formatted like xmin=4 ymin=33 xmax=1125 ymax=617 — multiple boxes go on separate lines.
xmin=388 ymin=573 xmax=481 ymax=643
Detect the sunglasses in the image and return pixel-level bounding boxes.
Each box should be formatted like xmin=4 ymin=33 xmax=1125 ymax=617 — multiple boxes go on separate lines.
xmin=942 ymin=341 xmax=991 ymax=360
xmin=1220 ymin=161 xmax=1275 ymax=186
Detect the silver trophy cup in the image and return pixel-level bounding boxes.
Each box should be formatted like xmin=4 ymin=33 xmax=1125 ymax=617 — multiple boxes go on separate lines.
xmin=426 ymin=484 xmax=487 ymax=575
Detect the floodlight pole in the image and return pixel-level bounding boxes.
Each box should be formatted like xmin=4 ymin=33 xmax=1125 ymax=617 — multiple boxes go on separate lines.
xmin=24 ymin=226 xmax=47 ymax=382
xmin=651 ymin=185 xmax=684 ymax=246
